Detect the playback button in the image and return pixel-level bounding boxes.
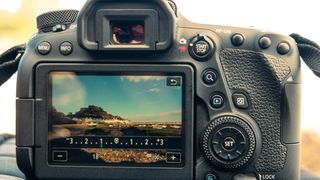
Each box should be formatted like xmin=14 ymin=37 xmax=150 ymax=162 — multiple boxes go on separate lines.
xmin=210 ymin=94 xmax=224 ymax=109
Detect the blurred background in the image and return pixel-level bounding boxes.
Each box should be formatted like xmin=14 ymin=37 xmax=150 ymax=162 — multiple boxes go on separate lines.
xmin=0 ymin=0 xmax=319 ymax=176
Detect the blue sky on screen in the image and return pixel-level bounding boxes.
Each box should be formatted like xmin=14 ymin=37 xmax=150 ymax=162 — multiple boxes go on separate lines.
xmin=51 ymin=73 xmax=182 ymax=123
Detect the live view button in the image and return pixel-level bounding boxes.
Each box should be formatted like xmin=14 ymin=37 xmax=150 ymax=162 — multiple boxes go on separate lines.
xmin=52 ymin=151 xmax=68 ymax=162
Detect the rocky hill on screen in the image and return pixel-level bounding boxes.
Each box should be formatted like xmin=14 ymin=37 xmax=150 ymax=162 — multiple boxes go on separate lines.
xmin=51 ymin=105 xmax=125 ymax=124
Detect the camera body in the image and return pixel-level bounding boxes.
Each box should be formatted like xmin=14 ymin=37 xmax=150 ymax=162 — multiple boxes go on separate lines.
xmin=16 ymin=0 xmax=301 ymax=179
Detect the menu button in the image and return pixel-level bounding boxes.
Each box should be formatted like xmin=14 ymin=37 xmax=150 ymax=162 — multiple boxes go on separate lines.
xmin=37 ymin=41 xmax=51 ymax=55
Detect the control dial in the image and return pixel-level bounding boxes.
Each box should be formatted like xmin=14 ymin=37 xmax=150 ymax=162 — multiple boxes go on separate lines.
xmin=201 ymin=116 xmax=256 ymax=169
xmin=36 ymin=10 xmax=79 ymax=32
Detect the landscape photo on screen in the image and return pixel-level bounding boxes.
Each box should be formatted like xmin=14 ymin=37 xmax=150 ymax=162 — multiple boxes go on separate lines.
xmin=48 ymin=72 xmax=183 ymax=164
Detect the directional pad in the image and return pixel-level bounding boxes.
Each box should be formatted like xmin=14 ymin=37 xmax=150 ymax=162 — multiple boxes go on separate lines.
xmin=212 ymin=127 xmax=246 ymax=161
xmin=201 ymin=116 xmax=256 ymax=169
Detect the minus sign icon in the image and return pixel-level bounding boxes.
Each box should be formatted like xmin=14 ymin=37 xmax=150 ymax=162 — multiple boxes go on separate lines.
xmin=57 ymin=155 xmax=63 ymax=158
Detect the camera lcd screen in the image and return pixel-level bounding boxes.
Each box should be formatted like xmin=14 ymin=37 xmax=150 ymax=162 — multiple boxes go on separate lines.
xmin=111 ymin=21 xmax=145 ymax=44
xmin=48 ymin=73 xmax=184 ymax=167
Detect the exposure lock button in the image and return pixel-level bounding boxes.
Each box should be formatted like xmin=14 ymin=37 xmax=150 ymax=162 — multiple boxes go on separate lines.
xmin=259 ymin=37 xmax=272 ymax=49
xmin=37 ymin=41 xmax=51 ymax=55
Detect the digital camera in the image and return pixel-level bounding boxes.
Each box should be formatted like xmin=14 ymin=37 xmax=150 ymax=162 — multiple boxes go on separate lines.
xmin=16 ymin=0 xmax=301 ymax=179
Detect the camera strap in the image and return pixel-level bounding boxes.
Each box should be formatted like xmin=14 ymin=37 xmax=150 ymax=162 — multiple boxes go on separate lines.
xmin=290 ymin=33 xmax=320 ymax=77
xmin=0 ymin=34 xmax=320 ymax=86
xmin=0 ymin=44 xmax=25 ymax=86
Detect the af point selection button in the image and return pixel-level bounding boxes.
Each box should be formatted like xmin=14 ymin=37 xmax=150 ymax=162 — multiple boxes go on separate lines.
xmin=60 ymin=41 xmax=73 ymax=55
xmin=203 ymin=70 xmax=218 ymax=85
xmin=37 ymin=41 xmax=51 ymax=55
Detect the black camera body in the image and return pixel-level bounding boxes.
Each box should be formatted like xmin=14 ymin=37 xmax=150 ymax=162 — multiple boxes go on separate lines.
xmin=16 ymin=0 xmax=301 ymax=179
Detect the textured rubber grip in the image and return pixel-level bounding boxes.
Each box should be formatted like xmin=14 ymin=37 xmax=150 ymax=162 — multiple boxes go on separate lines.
xmin=36 ymin=10 xmax=79 ymax=32
xmin=220 ymin=48 xmax=291 ymax=172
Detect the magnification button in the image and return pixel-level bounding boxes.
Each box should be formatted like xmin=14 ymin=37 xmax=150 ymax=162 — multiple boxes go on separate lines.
xmin=203 ymin=70 xmax=218 ymax=85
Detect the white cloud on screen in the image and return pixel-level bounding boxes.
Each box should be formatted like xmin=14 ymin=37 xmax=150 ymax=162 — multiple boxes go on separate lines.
xmin=147 ymin=88 xmax=160 ymax=93
xmin=52 ymin=73 xmax=86 ymax=113
xmin=120 ymin=76 xmax=165 ymax=83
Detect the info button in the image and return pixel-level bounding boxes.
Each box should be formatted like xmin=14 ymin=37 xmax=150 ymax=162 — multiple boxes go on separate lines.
xmin=60 ymin=41 xmax=73 ymax=55
xmin=52 ymin=151 xmax=68 ymax=162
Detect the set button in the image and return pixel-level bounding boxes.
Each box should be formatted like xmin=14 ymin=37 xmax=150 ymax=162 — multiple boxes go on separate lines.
xmin=212 ymin=127 xmax=247 ymax=161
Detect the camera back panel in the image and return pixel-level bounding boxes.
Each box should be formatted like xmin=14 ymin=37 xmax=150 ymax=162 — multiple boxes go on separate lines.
xmin=16 ymin=0 xmax=301 ymax=180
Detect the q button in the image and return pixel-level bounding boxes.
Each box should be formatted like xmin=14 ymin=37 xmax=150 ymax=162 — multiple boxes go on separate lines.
xmin=203 ymin=69 xmax=218 ymax=85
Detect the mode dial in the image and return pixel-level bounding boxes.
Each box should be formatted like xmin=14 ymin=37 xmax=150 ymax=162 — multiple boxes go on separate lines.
xmin=201 ymin=116 xmax=256 ymax=169
xmin=36 ymin=10 xmax=79 ymax=32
